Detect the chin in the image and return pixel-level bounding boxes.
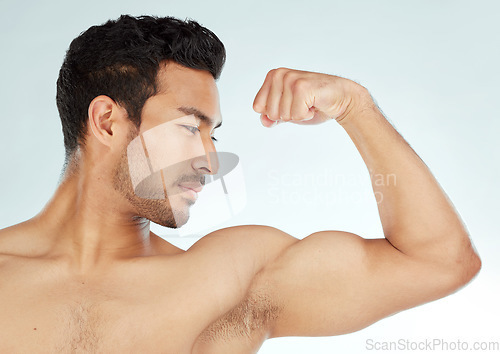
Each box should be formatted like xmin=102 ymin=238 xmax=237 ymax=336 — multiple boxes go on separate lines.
xmin=147 ymin=203 xmax=191 ymax=229
xmin=171 ymin=207 xmax=190 ymax=228
xmin=146 ymin=214 xmax=185 ymax=229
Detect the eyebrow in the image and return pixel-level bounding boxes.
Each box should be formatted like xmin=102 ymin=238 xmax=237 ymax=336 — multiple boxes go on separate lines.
xmin=177 ymin=106 xmax=222 ymax=130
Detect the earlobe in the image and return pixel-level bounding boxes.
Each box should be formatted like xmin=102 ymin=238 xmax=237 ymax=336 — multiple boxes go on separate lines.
xmin=88 ymin=95 xmax=116 ymax=147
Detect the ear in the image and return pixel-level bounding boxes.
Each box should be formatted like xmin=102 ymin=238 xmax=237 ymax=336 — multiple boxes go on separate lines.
xmin=88 ymin=95 xmax=119 ymax=148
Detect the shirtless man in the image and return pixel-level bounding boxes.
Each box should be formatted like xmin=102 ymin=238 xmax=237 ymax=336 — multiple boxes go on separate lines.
xmin=0 ymin=15 xmax=480 ymax=353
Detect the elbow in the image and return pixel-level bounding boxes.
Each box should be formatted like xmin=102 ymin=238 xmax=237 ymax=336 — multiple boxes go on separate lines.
xmin=464 ymin=250 xmax=482 ymax=283
xmin=450 ymin=245 xmax=481 ymax=289
xmin=430 ymin=234 xmax=482 ymax=293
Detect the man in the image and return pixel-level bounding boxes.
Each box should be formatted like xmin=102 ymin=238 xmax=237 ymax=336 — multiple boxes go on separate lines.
xmin=0 ymin=14 xmax=480 ymax=353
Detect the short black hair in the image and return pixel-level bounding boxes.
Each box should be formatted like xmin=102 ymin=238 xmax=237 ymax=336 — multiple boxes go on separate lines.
xmin=56 ymin=14 xmax=226 ymax=160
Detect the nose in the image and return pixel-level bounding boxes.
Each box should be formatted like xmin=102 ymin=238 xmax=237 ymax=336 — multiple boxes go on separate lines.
xmin=192 ymin=135 xmax=219 ymax=175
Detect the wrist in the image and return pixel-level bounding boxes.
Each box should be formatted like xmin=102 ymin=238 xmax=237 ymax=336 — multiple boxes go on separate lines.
xmin=335 ymin=82 xmax=377 ymax=126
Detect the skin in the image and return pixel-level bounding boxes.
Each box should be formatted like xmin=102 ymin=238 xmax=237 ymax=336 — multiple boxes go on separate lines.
xmin=0 ymin=62 xmax=481 ymax=353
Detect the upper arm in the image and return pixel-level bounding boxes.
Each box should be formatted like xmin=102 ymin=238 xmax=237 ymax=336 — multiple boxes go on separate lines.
xmin=187 ymin=224 xmax=299 ymax=317
xmin=256 ymin=230 xmax=467 ymax=338
xmin=190 ymin=225 xmax=299 ymax=351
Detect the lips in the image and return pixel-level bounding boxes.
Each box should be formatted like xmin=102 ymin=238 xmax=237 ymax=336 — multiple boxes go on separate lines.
xmin=178 ymin=182 xmax=204 ymax=193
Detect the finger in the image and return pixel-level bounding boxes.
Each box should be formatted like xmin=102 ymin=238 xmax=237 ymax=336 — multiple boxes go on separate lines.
xmin=260 ymin=114 xmax=280 ymax=128
xmin=290 ymin=79 xmax=315 ymax=121
xmin=253 ymin=70 xmax=274 ymax=114
xmin=265 ymin=69 xmax=286 ymax=122
xmin=279 ymin=71 xmax=294 ymax=121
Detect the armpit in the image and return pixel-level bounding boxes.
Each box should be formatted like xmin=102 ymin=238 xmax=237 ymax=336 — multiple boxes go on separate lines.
xmin=198 ymin=289 xmax=281 ymax=342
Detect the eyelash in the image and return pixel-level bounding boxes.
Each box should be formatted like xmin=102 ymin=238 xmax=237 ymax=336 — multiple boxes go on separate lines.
xmin=182 ymin=125 xmax=218 ymax=142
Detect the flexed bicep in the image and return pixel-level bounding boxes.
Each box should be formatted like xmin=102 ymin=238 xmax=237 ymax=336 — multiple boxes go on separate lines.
xmin=259 ymin=230 xmax=465 ymax=338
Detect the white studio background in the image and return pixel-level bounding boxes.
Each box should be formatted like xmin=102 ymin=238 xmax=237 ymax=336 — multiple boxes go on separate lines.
xmin=1 ymin=1 xmax=498 ymax=353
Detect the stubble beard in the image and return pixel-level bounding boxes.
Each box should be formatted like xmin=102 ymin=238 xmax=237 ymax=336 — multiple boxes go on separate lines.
xmin=111 ymin=131 xmax=189 ymax=229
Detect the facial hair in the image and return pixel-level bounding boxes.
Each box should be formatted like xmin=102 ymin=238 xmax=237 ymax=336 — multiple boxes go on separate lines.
xmin=111 ymin=129 xmax=189 ymax=229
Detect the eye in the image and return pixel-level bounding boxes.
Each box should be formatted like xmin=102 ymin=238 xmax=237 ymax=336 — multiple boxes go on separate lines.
xmin=182 ymin=125 xmax=199 ymax=135
xmin=182 ymin=125 xmax=218 ymax=143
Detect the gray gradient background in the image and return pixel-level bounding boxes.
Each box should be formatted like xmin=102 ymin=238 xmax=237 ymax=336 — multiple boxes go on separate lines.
xmin=0 ymin=0 xmax=498 ymax=352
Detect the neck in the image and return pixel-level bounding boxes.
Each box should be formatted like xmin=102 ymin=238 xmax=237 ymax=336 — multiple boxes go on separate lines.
xmin=33 ymin=159 xmax=156 ymax=275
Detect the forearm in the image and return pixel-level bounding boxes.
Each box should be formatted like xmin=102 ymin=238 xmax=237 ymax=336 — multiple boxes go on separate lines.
xmin=339 ymin=86 xmax=478 ymax=267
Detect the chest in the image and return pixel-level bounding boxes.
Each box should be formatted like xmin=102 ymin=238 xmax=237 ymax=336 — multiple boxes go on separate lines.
xmin=0 ymin=262 xmax=219 ymax=353
xmin=0 ymin=297 xmax=176 ymax=353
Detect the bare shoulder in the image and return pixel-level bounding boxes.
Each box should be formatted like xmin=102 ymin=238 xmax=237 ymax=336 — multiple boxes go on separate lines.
xmin=0 ymin=222 xmax=34 ymax=279
xmin=190 ymin=224 xmax=299 ymax=276
xmin=0 ymin=220 xmax=38 ymax=258
xmin=191 ymin=225 xmax=299 ymax=352
xmin=187 ymin=224 xmax=299 ymax=303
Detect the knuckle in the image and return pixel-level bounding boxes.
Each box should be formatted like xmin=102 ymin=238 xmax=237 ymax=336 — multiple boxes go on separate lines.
xmin=282 ymin=71 xmax=296 ymax=85
xmin=253 ymin=100 xmax=263 ymax=112
xmin=273 ymin=67 xmax=289 ymax=78
xmin=291 ymin=78 xmax=308 ymax=93
xmin=266 ymin=69 xmax=277 ymax=80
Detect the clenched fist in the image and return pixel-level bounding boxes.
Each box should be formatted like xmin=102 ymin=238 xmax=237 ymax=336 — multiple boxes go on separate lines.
xmin=252 ymin=67 xmax=369 ymax=127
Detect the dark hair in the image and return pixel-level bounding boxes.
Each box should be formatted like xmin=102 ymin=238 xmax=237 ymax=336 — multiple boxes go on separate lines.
xmin=56 ymin=14 xmax=226 ymax=160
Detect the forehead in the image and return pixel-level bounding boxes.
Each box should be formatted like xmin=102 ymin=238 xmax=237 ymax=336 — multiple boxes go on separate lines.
xmin=139 ymin=61 xmax=222 ymax=131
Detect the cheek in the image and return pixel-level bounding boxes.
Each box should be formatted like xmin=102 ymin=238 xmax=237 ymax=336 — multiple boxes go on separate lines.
xmin=125 ymin=131 xmax=196 ymax=200
xmin=147 ymin=136 xmax=189 ymax=170
xmin=148 ymin=136 xmax=206 ymax=173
